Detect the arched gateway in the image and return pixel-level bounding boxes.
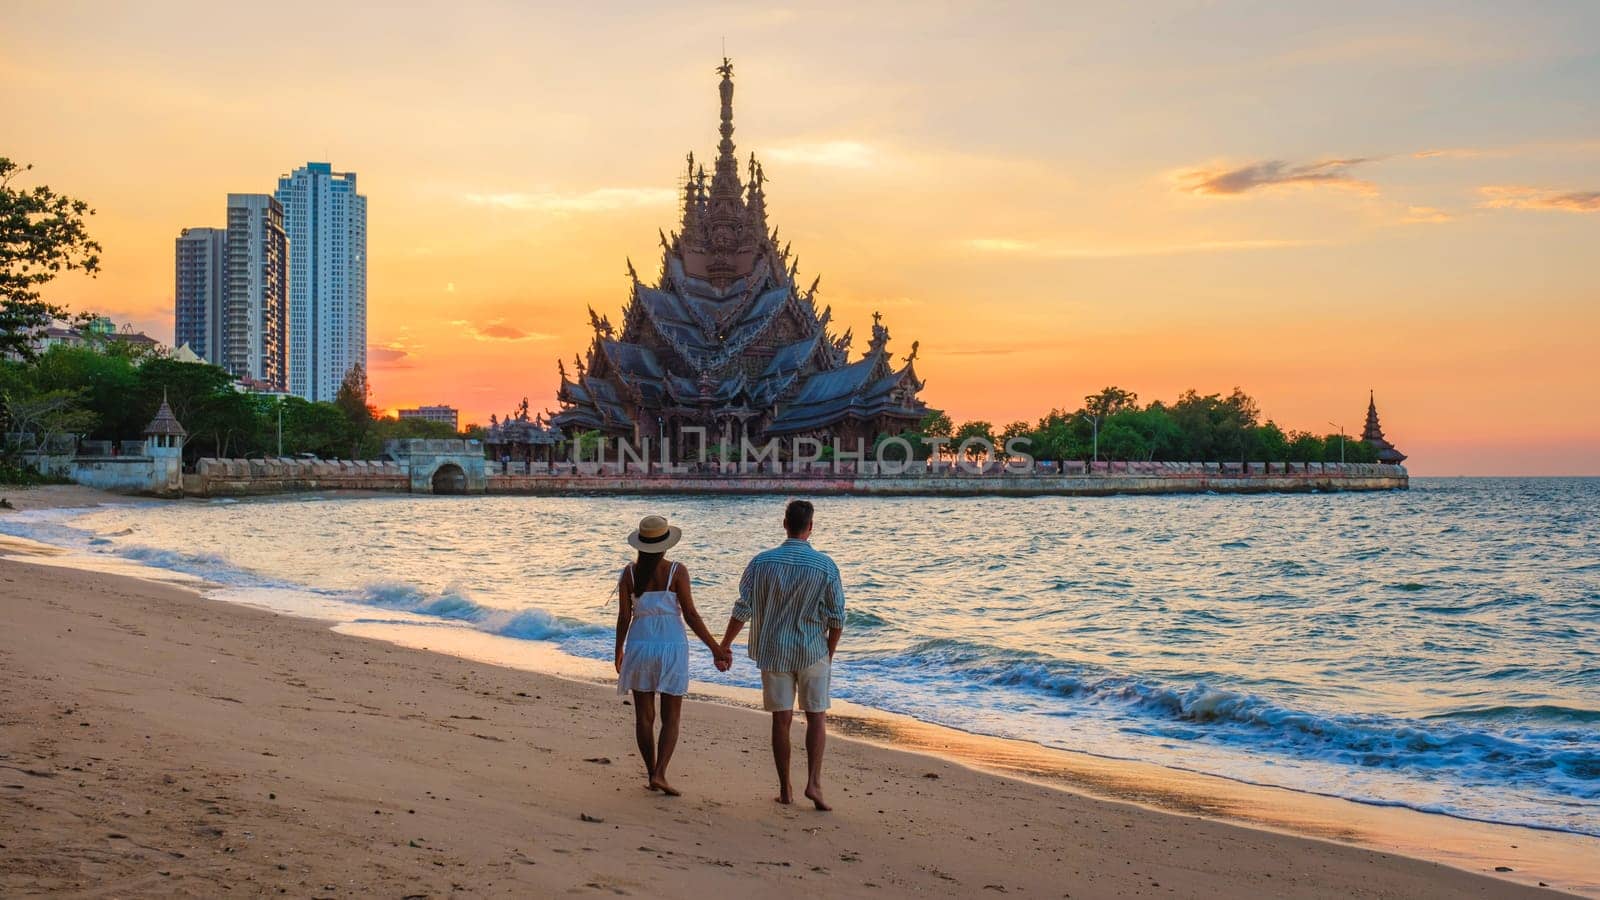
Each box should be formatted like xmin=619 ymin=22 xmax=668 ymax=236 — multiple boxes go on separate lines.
xmin=430 ymin=463 xmax=468 ymax=494
xmin=385 ymin=439 xmax=488 ymax=494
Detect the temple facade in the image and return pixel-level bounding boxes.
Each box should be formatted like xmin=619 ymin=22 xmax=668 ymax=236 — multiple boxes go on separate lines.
xmin=1361 ymin=391 xmax=1407 ymax=464
xmin=549 ymin=59 xmax=931 ymax=456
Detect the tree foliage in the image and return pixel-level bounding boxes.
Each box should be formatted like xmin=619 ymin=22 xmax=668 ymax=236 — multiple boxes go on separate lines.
xmin=0 ymin=158 xmax=102 ymax=360
xmin=1009 ymin=386 xmax=1383 ymax=464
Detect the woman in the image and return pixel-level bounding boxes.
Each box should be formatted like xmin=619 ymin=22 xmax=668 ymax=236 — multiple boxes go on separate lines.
xmin=615 ymin=514 xmax=730 ymax=796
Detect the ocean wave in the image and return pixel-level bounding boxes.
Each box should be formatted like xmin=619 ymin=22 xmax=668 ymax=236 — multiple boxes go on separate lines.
xmin=866 ymin=638 xmax=1600 ymax=811
xmin=357 ymin=581 xmax=607 ymax=642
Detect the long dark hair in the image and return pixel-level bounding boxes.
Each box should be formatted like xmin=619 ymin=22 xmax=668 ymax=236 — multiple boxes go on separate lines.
xmin=632 ymin=551 xmax=666 ymax=596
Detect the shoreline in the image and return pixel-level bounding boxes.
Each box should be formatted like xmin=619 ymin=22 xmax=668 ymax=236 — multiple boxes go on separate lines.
xmin=2 ymin=487 xmax=1595 ymax=896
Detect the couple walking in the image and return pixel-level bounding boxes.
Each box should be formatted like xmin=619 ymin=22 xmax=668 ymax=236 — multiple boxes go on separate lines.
xmin=613 ymin=500 xmax=844 ymax=810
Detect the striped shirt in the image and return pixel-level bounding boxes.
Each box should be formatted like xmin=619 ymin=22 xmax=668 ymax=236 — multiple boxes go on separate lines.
xmin=732 ymin=538 xmax=846 ymax=672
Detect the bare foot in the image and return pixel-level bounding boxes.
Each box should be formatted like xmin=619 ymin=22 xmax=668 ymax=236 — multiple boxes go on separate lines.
xmin=775 ymin=787 xmax=793 ymax=805
xmin=646 ymin=780 xmax=660 ymax=791
xmin=804 ymin=784 xmax=831 ymax=811
xmin=649 ymin=777 xmax=681 ymax=797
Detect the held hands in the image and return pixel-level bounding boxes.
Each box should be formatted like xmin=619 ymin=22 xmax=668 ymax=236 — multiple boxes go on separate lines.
xmin=712 ymin=643 xmax=734 ymax=672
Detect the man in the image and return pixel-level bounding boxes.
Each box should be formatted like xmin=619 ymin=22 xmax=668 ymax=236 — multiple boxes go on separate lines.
xmin=719 ymin=500 xmax=845 ymax=811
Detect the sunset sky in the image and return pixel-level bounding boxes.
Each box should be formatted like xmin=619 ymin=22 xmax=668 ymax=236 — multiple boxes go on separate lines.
xmin=5 ymin=1 xmax=1598 ymax=475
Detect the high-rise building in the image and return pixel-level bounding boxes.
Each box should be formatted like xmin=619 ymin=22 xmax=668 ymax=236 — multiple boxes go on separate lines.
xmin=174 ymin=227 xmax=227 ymax=362
xmin=223 ymin=194 xmax=288 ymax=390
xmin=275 ymin=162 xmax=367 ymax=402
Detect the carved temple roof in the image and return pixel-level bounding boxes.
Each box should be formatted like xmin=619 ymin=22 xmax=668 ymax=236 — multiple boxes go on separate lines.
xmin=551 ymin=59 xmax=930 ymax=439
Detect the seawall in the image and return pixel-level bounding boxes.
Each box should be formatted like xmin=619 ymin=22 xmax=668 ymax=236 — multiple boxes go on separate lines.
xmin=181 ymin=458 xmax=1407 ymax=498
xmin=485 ymin=471 xmax=1406 ymax=497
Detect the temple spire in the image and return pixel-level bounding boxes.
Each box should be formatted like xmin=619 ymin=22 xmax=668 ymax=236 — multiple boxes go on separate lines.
xmin=1362 ymin=390 xmax=1384 ymax=441
xmin=1361 ymin=391 xmax=1408 ymax=464
xmin=711 ymin=57 xmax=741 ymax=200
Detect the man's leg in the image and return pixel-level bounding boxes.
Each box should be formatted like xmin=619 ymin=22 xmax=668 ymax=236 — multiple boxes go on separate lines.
xmin=632 ymin=690 xmax=657 ymax=788
xmin=771 ymin=710 xmax=794 ymax=804
xmin=803 ymin=711 xmax=831 ymax=811
xmin=651 ymin=694 xmax=683 ymax=796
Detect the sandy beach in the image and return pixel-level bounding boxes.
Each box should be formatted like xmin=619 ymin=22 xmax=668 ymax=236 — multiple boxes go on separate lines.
xmin=0 ymin=492 xmax=1588 ymax=898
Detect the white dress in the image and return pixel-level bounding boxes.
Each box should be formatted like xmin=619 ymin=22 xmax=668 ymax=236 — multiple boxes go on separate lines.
xmin=617 ymin=562 xmax=690 ymax=696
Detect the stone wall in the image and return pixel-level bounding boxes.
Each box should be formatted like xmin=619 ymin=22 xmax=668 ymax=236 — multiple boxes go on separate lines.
xmin=189 ymin=458 xmax=408 ymax=496
xmin=486 ymin=462 xmax=1408 ymax=496
xmin=187 ymin=458 xmax=1406 ymax=498
xmin=70 ymin=455 xmax=183 ymax=497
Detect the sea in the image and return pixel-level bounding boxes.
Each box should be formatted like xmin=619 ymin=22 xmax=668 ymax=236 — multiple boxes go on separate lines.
xmin=3 ymin=477 xmax=1596 ymax=837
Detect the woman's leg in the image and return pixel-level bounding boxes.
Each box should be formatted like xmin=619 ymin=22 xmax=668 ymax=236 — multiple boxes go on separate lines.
xmin=651 ymin=694 xmax=683 ymax=796
xmin=632 ymin=691 xmax=657 ymax=785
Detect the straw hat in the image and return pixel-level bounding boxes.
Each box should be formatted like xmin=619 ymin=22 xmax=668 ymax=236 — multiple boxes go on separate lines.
xmin=627 ymin=514 xmax=682 ymax=553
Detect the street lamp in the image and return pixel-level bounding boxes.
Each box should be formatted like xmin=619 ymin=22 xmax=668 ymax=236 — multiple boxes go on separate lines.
xmin=1080 ymin=413 xmax=1101 ymax=464
xmin=1328 ymin=421 xmax=1345 ymax=464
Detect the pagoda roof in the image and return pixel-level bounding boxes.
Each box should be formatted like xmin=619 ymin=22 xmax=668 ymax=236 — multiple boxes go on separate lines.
xmin=143 ymin=396 xmax=187 ymax=437
xmin=601 ymin=339 xmax=667 ymax=381
xmin=767 ymin=353 xmax=923 ymax=435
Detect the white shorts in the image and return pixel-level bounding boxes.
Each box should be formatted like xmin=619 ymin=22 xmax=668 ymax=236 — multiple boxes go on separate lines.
xmin=762 ymin=656 xmax=832 ymax=713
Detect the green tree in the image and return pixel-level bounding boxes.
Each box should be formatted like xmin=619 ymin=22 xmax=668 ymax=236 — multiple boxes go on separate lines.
xmin=1170 ymin=388 xmax=1260 ymax=461
xmin=1251 ymin=421 xmax=1291 ymax=462
xmin=918 ymin=410 xmax=952 ymax=438
xmin=573 ymin=428 xmax=604 ymax=462
xmin=133 ymin=357 xmax=235 ymax=428
xmin=1 ymin=386 xmax=96 ymax=456
xmin=188 ymin=389 xmax=262 ymax=459
xmin=0 ymin=158 xmax=102 ymax=360
xmin=1084 ymin=386 xmax=1140 ymax=418
xmin=1288 ymin=431 xmax=1325 ymax=462
xmin=335 ymin=363 xmax=377 ymax=458
xmin=998 ymin=420 xmax=1032 ymax=460
xmin=952 ymin=420 xmax=995 ymax=462
xmin=279 ymin=397 xmax=353 ymax=458
xmin=26 ymin=345 xmax=140 ymax=439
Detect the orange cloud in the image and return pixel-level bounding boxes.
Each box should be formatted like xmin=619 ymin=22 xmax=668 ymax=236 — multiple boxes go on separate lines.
xmin=368 ymin=345 xmax=413 ymax=369
xmin=1478 ymin=185 xmax=1600 ymax=212
xmin=1179 ymin=158 xmax=1380 ymax=196
xmin=1401 ymin=205 xmax=1453 ymax=224
xmin=450 ymin=319 xmax=555 ymax=342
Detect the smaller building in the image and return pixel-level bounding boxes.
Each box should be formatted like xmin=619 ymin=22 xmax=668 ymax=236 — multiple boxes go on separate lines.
xmin=484 ymin=408 xmax=563 ymax=465
xmin=398 ymin=405 xmax=460 ymax=431
xmin=1362 ymin=391 xmax=1407 ymax=464
xmin=27 ymin=320 xmax=164 ymax=358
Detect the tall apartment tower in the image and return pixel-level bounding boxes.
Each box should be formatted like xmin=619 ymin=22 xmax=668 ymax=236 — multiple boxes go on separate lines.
xmin=275 ymin=162 xmax=367 ymax=402
xmin=174 ymin=227 xmax=227 ymax=362
xmin=223 ymin=194 xmax=289 ymax=390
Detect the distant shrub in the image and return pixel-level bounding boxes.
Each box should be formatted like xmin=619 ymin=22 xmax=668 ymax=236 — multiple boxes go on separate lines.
xmin=0 ymin=460 xmax=69 ymax=486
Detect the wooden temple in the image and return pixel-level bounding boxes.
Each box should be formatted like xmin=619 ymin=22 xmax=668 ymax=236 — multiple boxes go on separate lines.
xmin=549 ymin=58 xmax=932 ymax=455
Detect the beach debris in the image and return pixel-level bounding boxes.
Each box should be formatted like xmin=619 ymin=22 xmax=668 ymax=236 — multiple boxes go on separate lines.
xmin=922 ymin=772 xmax=940 ymax=779
xmin=1495 ymin=866 xmax=1514 ymax=872
xmin=583 ymin=757 xmax=613 ymax=765
xmin=0 ymin=498 xmax=13 ymax=509
xmin=579 ymin=813 xmax=605 ymax=823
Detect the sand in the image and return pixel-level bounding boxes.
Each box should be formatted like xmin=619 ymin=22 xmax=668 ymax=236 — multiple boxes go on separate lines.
xmin=0 ymin=490 xmax=1586 ymax=898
